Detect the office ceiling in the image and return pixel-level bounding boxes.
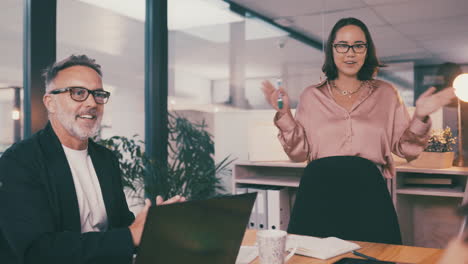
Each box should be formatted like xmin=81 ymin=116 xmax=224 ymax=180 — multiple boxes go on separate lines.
xmin=0 ymin=0 xmax=467 ymax=101
xmin=229 ymin=0 xmax=468 ymax=64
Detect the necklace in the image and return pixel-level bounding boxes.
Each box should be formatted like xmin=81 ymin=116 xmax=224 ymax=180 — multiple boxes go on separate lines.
xmin=331 ymin=81 xmax=364 ymax=98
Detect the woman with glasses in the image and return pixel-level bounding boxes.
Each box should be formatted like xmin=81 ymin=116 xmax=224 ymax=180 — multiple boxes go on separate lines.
xmin=261 ymin=17 xmax=456 ymax=180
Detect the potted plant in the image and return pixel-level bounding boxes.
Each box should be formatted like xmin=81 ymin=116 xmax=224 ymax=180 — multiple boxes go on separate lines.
xmin=97 ymin=113 xmax=233 ymax=205
xmin=410 ymin=127 xmax=456 ymax=169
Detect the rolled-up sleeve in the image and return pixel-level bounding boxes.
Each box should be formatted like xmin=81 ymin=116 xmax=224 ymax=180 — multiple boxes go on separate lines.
xmin=391 ymin=101 xmax=432 ymax=162
xmin=274 ymin=102 xmax=309 ymax=162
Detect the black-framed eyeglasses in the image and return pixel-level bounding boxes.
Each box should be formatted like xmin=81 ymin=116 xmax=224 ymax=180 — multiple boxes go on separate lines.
xmin=49 ymin=86 xmax=111 ymax=104
xmin=333 ymin=43 xmax=367 ymax=54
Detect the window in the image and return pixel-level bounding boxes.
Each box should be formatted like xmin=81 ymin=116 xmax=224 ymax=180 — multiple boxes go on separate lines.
xmin=0 ymin=0 xmax=23 ymax=153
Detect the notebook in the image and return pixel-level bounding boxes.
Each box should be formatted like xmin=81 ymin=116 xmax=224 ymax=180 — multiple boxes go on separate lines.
xmin=287 ymin=234 xmax=361 ymax=260
xmin=135 ymin=193 xmax=257 ymax=264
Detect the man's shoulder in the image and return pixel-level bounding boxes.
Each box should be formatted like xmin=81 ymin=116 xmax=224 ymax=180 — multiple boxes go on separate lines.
xmin=0 ymin=131 xmax=52 ymax=179
xmin=1 ymin=130 xmax=45 ymax=160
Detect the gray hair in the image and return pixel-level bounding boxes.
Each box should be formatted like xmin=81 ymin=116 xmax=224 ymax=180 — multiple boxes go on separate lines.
xmin=42 ymin=54 xmax=102 ymax=93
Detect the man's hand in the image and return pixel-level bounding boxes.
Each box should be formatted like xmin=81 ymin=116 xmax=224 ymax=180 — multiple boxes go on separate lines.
xmin=156 ymin=195 xmax=186 ymax=205
xmin=129 ymin=195 xmax=186 ymax=247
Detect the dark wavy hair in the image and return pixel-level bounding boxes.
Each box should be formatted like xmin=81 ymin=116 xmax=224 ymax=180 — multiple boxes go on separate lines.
xmin=322 ymin=17 xmax=383 ymax=80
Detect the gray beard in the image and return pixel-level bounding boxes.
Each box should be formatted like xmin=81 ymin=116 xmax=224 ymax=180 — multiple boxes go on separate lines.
xmin=54 ymin=108 xmax=102 ymax=141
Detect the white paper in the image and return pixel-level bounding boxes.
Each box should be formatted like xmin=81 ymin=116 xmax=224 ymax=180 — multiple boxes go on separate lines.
xmin=286 ymin=234 xmax=361 ymax=260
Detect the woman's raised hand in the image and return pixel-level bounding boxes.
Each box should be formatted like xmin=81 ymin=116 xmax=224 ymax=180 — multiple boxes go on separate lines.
xmin=261 ymin=80 xmax=291 ymax=114
xmin=414 ymin=87 xmax=456 ymax=121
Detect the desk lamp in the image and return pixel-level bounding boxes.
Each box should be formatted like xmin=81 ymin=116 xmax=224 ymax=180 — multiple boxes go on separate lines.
xmin=453 ymin=73 xmax=468 ymax=166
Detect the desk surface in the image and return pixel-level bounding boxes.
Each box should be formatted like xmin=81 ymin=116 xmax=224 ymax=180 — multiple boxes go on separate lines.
xmin=242 ymin=230 xmax=444 ymax=264
xmin=235 ymin=160 xmax=468 ymax=176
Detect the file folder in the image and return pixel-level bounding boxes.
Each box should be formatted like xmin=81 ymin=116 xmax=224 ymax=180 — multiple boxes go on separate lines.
xmin=247 ymin=187 xmax=258 ymax=229
xmin=267 ymin=187 xmax=290 ymax=230
xmin=246 ymin=186 xmax=269 ymax=230
xmin=255 ymin=188 xmax=268 ymax=230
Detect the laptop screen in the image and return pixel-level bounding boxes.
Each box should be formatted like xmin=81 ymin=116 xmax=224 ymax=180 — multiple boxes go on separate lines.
xmin=135 ymin=193 xmax=257 ymax=264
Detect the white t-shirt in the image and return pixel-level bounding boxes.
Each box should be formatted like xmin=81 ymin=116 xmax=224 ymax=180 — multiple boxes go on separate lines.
xmin=62 ymin=145 xmax=108 ymax=233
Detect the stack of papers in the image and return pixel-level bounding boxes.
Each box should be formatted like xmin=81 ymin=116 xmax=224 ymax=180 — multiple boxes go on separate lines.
xmin=287 ymin=234 xmax=361 ymax=260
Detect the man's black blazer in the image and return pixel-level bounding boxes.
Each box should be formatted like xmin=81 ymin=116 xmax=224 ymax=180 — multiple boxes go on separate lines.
xmin=0 ymin=123 xmax=136 ymax=264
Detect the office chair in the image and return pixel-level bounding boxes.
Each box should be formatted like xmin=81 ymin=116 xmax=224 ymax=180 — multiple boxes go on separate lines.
xmin=288 ymin=156 xmax=402 ymax=244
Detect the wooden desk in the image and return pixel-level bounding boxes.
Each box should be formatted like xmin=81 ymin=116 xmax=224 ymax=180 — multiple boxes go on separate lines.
xmin=242 ymin=229 xmax=444 ymax=264
xmin=234 ymin=161 xmax=468 ymax=248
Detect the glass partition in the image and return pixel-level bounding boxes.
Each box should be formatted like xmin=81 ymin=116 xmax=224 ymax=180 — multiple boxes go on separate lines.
xmin=0 ymin=0 xmax=23 ymax=154
xmin=58 ymin=0 xmax=146 ymax=139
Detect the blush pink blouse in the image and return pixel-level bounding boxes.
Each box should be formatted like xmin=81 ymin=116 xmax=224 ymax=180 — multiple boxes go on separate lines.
xmin=274 ymin=79 xmax=431 ymax=178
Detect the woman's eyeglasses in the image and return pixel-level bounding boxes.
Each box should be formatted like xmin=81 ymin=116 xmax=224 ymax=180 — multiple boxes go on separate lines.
xmin=333 ymin=43 xmax=367 ymax=54
xmin=49 ymin=86 xmax=111 ymax=104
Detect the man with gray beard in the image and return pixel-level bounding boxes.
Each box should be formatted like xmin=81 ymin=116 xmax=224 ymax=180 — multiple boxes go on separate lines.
xmin=0 ymin=55 xmax=184 ymax=264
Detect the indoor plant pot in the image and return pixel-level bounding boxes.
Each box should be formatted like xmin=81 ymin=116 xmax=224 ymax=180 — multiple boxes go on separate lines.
xmin=409 ymin=127 xmax=456 ymax=169
xmin=409 ymin=151 xmax=454 ymax=169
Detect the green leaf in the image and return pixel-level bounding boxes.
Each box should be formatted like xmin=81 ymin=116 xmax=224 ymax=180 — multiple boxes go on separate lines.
xmin=95 ymin=113 xmax=234 ymax=202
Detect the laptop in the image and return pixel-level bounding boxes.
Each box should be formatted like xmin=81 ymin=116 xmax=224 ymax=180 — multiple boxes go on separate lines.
xmin=135 ymin=193 xmax=257 ymax=264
